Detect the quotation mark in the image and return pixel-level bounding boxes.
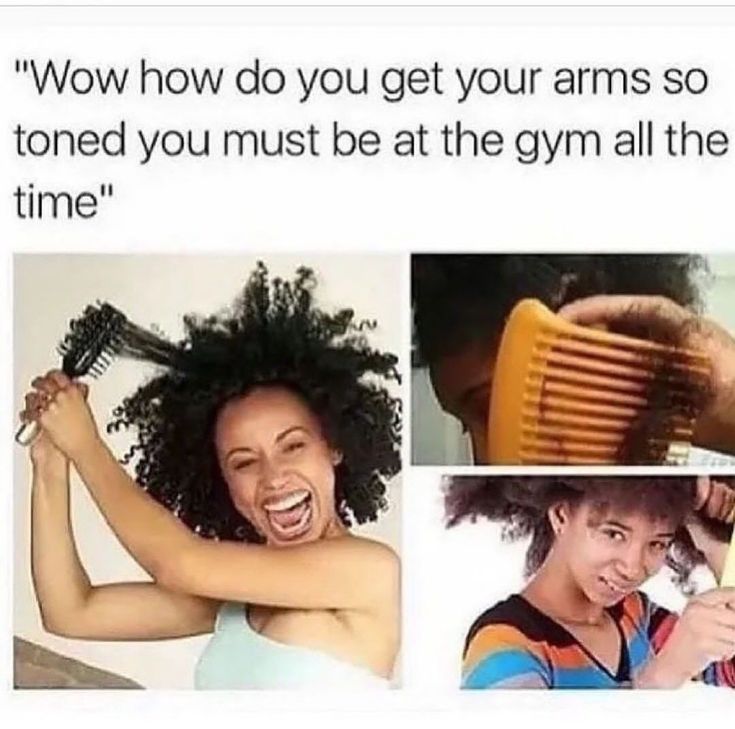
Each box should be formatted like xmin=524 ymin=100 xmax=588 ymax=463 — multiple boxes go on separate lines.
xmin=15 ymin=59 xmax=30 ymax=74
xmin=100 ymin=183 xmax=114 ymax=197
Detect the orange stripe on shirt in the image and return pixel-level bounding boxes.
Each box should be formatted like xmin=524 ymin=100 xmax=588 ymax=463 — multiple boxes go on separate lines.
xmin=463 ymin=624 xmax=549 ymax=675
xmin=463 ymin=622 xmax=601 ymax=674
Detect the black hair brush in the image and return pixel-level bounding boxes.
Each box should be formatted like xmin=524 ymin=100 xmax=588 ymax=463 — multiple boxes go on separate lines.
xmin=16 ymin=301 xmax=181 ymax=446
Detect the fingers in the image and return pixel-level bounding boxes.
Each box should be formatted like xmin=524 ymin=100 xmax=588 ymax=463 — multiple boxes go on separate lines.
xmin=701 ymin=635 xmax=735 ymax=662
xmin=695 ymin=476 xmax=713 ymax=511
xmin=30 ymin=369 xmax=71 ymax=397
xmin=698 ymin=616 xmax=735 ymax=660
xmin=692 ymin=586 xmax=735 ymax=607
xmin=695 ymin=477 xmax=735 ymax=522
xmin=19 ymin=392 xmax=44 ymax=422
xmin=47 ymin=370 xmax=72 ymax=390
xmin=30 ymin=375 xmax=61 ymax=398
xmin=22 ymin=371 xmax=87 ymax=422
xmin=24 ymin=391 xmax=43 ymax=413
xmin=711 ymin=606 xmax=735 ymax=632
xmin=707 ymin=479 xmax=735 ymax=523
xmin=557 ymin=295 xmax=691 ymax=330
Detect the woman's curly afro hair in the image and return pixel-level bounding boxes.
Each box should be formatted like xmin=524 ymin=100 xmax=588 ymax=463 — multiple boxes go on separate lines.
xmin=445 ymin=476 xmax=731 ymax=592
xmin=107 ymin=262 xmax=401 ymax=543
xmin=412 ymin=254 xmax=707 ymax=365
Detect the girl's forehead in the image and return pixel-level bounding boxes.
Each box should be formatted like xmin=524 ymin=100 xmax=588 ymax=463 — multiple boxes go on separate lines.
xmin=580 ymin=500 xmax=679 ymax=531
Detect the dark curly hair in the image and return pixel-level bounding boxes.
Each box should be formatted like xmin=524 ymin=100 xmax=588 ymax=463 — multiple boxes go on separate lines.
xmin=444 ymin=476 xmax=733 ymax=592
xmin=107 ymin=262 xmax=402 ymax=543
xmin=412 ymin=254 xmax=707 ymax=365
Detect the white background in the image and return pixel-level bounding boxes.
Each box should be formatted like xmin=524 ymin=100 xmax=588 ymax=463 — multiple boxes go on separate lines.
xmin=3 ymin=4 xmax=735 ymax=726
xmin=3 ymin=7 xmax=735 ymax=252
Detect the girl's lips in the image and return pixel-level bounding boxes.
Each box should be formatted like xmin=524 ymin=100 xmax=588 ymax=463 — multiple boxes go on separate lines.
xmin=598 ymin=576 xmax=633 ymax=597
xmin=263 ymin=491 xmax=314 ymax=541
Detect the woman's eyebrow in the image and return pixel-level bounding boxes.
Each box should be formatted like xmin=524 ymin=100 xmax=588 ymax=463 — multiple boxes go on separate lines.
xmin=275 ymin=426 xmax=309 ymax=443
xmin=225 ymin=446 xmax=256 ymax=459
xmin=600 ymin=519 xmax=676 ymax=539
xmin=600 ymin=520 xmax=632 ymax=532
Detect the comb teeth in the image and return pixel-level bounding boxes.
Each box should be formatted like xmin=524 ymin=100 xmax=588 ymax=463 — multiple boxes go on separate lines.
xmin=487 ymin=299 xmax=711 ymax=465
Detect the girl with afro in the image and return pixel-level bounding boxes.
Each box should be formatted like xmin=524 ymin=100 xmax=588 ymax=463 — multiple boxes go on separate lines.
xmin=445 ymin=476 xmax=735 ymax=689
xmin=22 ymin=261 xmax=401 ymax=689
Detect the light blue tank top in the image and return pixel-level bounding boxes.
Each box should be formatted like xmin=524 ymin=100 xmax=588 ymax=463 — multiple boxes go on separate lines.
xmin=194 ymin=602 xmax=390 ymax=690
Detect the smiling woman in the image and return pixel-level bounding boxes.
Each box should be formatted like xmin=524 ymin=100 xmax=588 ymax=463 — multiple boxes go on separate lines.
xmin=215 ymin=388 xmax=345 ymax=547
xmin=18 ymin=259 xmax=401 ymax=690
xmin=445 ymin=476 xmax=735 ymax=689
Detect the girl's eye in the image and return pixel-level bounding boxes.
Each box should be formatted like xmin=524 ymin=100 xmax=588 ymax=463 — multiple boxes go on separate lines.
xmin=602 ymin=528 xmax=626 ymax=542
xmin=284 ymin=440 xmax=306 ymax=454
xmin=650 ymin=540 xmax=670 ymax=553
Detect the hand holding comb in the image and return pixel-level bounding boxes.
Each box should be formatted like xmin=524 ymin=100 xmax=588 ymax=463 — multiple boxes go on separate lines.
xmin=16 ymin=302 xmax=180 ymax=446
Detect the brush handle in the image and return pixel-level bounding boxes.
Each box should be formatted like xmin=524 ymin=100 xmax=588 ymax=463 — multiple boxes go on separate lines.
xmin=15 ymin=419 xmax=40 ymax=447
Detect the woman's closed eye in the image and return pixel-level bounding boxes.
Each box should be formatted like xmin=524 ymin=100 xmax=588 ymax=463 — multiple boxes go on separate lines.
xmin=283 ymin=439 xmax=307 ymax=455
xmin=232 ymin=457 xmax=258 ymax=471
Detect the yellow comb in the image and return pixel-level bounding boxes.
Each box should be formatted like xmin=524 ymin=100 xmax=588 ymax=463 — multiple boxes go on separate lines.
xmin=487 ymin=299 xmax=711 ymax=465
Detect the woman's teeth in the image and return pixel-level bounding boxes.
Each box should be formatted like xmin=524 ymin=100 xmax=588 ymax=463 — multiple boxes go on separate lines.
xmin=263 ymin=490 xmax=310 ymax=513
xmin=600 ymin=576 xmax=627 ymax=595
xmin=263 ymin=490 xmax=313 ymax=539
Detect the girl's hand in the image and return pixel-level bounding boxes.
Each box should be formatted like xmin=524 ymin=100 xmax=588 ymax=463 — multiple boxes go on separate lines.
xmin=687 ymin=477 xmax=734 ymax=580
xmin=695 ymin=476 xmax=735 ymax=524
xmin=641 ymin=588 xmax=735 ymax=687
xmin=20 ymin=390 xmax=67 ymax=474
xmin=558 ymin=295 xmax=735 ymax=455
xmin=26 ymin=370 xmax=98 ymax=463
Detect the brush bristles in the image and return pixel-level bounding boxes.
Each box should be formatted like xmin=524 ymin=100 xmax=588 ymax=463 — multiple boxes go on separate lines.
xmin=55 ymin=302 xmax=182 ymax=380
xmin=57 ymin=305 xmax=126 ymax=378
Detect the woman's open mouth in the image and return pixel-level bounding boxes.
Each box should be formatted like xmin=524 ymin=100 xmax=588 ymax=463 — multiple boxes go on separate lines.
xmin=262 ymin=489 xmax=313 ymax=541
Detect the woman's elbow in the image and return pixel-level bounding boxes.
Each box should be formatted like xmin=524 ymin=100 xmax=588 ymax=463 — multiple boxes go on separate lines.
xmin=41 ymin=612 xmax=86 ymax=639
xmin=153 ymin=551 xmax=193 ymax=594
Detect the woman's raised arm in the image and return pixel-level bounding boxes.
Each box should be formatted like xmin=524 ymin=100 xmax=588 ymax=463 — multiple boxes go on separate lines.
xmin=30 ymin=371 xmax=399 ymax=614
xmin=28 ymin=423 xmax=219 ymax=641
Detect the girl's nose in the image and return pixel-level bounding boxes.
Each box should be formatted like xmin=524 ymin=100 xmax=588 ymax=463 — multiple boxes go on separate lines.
xmin=259 ymin=458 xmax=289 ymax=491
xmin=616 ymin=544 xmax=646 ymax=582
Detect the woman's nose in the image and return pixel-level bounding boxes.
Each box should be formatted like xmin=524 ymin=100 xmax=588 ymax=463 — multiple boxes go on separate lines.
xmin=616 ymin=544 xmax=646 ymax=582
xmin=259 ymin=458 xmax=289 ymax=490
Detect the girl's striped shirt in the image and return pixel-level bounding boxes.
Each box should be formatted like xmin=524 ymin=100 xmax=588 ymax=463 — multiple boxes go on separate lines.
xmin=461 ymin=592 xmax=735 ymax=689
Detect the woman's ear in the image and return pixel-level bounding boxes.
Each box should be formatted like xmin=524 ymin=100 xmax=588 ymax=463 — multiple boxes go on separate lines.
xmin=548 ymin=502 xmax=569 ymax=536
xmin=331 ymin=449 xmax=343 ymax=466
